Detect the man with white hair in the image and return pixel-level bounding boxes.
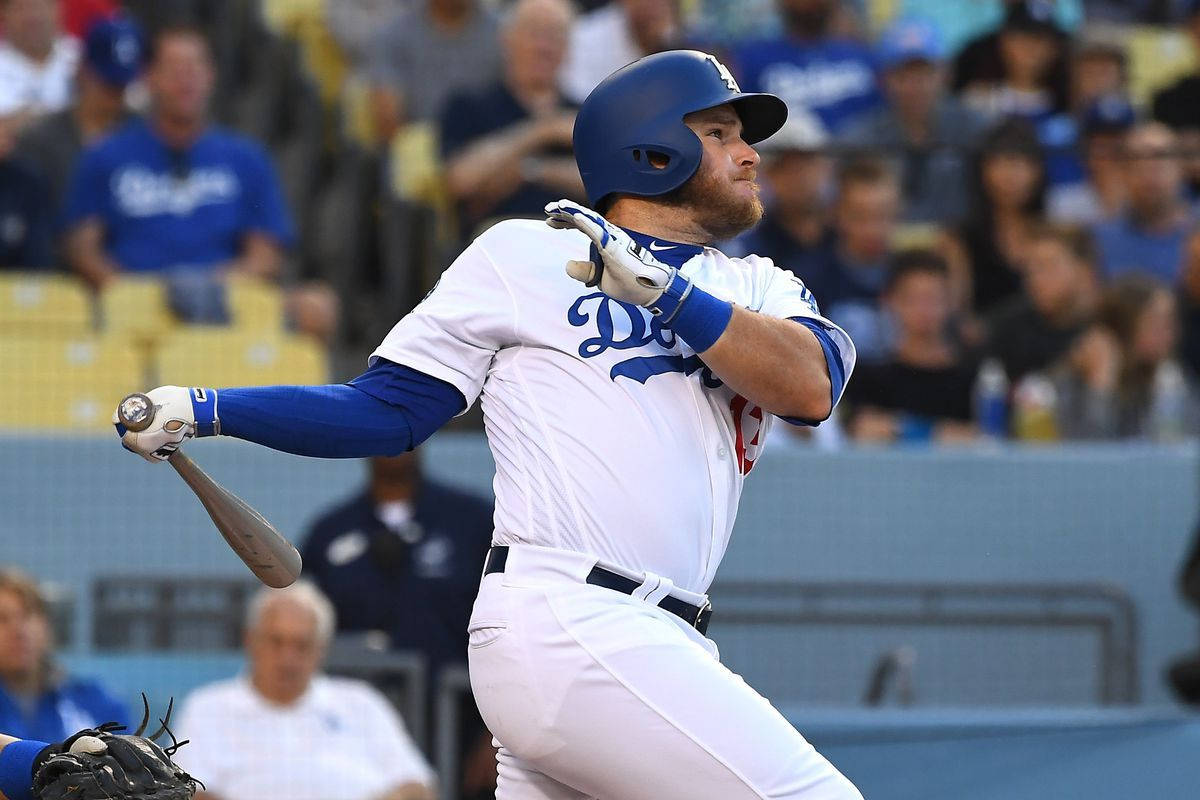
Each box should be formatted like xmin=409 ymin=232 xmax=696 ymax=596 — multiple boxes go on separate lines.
xmin=175 ymin=582 xmax=435 ymax=800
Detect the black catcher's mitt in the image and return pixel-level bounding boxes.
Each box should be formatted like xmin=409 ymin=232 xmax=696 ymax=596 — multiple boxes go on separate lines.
xmin=32 ymin=697 xmax=200 ymax=800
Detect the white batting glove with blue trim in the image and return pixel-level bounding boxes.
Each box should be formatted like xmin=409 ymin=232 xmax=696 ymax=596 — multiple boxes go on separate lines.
xmin=112 ymin=385 xmax=218 ymax=463
xmin=545 ymin=200 xmax=683 ymax=311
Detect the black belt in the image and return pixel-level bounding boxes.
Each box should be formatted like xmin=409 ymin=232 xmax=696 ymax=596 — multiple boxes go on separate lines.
xmin=483 ymin=546 xmax=712 ymax=635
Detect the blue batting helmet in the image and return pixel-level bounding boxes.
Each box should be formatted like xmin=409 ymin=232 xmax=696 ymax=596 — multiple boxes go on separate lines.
xmin=572 ymin=50 xmax=789 ymax=208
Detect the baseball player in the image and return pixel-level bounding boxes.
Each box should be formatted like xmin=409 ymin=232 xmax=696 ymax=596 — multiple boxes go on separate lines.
xmin=104 ymin=50 xmax=858 ymax=799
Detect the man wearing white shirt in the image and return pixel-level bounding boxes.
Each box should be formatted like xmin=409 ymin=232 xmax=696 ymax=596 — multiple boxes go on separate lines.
xmin=560 ymin=0 xmax=679 ymax=103
xmin=176 ymin=582 xmax=435 ymax=800
xmin=0 ymin=0 xmax=80 ymax=129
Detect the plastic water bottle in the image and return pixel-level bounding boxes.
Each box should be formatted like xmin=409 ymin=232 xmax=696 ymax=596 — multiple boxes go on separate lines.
xmin=1149 ymin=361 xmax=1187 ymax=442
xmin=974 ymin=358 xmax=1009 ymax=440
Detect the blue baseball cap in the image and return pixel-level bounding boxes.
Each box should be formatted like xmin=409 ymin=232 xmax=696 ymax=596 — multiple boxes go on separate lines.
xmin=1081 ymin=93 xmax=1136 ymax=136
xmin=84 ymin=15 xmax=146 ymax=87
xmin=877 ymin=18 xmax=944 ymax=70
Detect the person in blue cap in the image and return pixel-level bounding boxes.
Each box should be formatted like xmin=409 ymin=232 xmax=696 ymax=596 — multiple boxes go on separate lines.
xmin=17 ymin=14 xmax=145 ymax=232
xmin=845 ymin=17 xmax=986 ymax=225
xmin=1046 ymin=92 xmax=1136 ymax=224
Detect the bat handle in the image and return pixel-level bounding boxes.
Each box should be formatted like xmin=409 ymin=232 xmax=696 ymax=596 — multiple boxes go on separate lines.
xmin=117 ymin=392 xmax=156 ymax=432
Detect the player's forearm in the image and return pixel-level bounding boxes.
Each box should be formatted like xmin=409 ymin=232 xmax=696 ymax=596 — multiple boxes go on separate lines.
xmin=0 ymin=735 xmax=46 ymax=800
xmin=701 ymin=307 xmax=833 ymax=420
xmin=0 ymin=734 xmax=14 ymax=800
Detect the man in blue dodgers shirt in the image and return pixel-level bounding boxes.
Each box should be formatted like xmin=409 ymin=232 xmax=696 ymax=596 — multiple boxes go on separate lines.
xmin=732 ymin=0 xmax=882 ymax=134
xmin=59 ymin=23 xmax=334 ymax=338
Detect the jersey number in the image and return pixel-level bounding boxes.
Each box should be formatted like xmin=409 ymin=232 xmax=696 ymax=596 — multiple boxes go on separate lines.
xmin=729 ymin=395 xmax=764 ymax=474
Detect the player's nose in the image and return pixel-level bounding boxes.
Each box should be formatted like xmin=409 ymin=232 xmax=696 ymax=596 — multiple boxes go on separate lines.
xmin=733 ymin=138 xmax=760 ymax=169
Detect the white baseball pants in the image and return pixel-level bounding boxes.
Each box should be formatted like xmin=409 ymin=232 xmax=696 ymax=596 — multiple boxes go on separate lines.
xmin=467 ymin=544 xmax=862 ymax=799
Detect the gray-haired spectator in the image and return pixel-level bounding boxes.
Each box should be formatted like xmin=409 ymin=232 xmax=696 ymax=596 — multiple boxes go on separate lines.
xmin=844 ymin=17 xmax=985 ymax=225
xmin=440 ymin=0 xmax=581 ymax=240
xmin=560 ymin=0 xmax=682 ymax=104
xmin=0 ymin=0 xmax=79 ymax=131
xmin=176 ymin=582 xmax=436 ymax=800
xmin=366 ymin=0 xmax=501 ymax=145
xmin=17 ymin=14 xmax=144 ymax=226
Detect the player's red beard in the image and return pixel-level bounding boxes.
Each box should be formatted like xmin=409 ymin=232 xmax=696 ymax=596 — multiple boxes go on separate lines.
xmin=660 ymin=163 xmax=765 ymax=242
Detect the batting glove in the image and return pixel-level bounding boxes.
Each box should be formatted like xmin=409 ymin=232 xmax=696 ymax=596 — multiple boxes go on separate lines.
xmin=113 ymin=386 xmax=218 ymax=463
xmin=545 ymin=200 xmax=695 ymax=322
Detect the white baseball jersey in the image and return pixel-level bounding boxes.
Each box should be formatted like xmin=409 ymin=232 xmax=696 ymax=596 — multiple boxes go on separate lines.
xmin=373 ymin=220 xmax=855 ymax=594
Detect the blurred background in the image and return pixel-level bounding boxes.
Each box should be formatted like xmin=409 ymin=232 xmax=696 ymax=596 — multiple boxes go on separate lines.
xmin=4 ymin=0 xmax=1200 ymax=798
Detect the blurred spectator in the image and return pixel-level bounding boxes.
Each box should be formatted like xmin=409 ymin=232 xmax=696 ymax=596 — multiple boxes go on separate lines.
xmin=1046 ymin=93 xmax=1133 ymax=224
xmin=732 ymin=0 xmax=881 ymax=133
xmin=61 ymin=24 xmax=337 ymax=340
xmin=1176 ymin=228 xmax=1200 ymax=377
xmin=954 ymin=0 xmax=1070 ymax=121
xmin=1069 ymin=29 xmax=1127 ymax=113
xmin=441 ymin=0 xmax=580 ymax=239
xmin=560 ymin=0 xmax=681 ymax=104
xmin=0 ymin=0 xmax=79 ymax=130
xmin=1152 ymin=1 xmax=1200 ymax=132
xmin=17 ymin=14 xmax=143 ymax=224
xmin=1050 ymin=275 xmax=1199 ymax=439
xmin=842 ymin=249 xmax=979 ymax=444
xmin=325 ymin=0 xmax=410 ymax=74
xmin=177 ymin=582 xmax=435 ymax=800
xmin=301 ymin=453 xmax=493 ymax=688
xmin=1092 ymin=122 xmax=1192 ymax=284
xmin=725 ymin=109 xmax=831 ymax=277
xmin=900 ymin=0 xmax=1082 ymax=58
xmin=302 ymin=452 xmax=494 ymax=799
xmin=367 ymin=0 xmax=501 ymax=143
xmin=943 ymin=118 xmax=1046 ymax=316
xmin=0 ymin=115 xmax=53 ymax=269
xmin=0 ymin=568 xmax=127 ymax=741
xmin=844 ymin=17 xmax=986 ymax=225
xmin=802 ymin=157 xmax=901 ymax=360
xmin=985 ymin=222 xmax=1101 ymax=384
xmin=1152 ymin=2 xmax=1200 ymax=197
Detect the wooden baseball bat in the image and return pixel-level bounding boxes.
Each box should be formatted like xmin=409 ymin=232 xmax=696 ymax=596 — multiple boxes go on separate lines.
xmin=117 ymin=393 xmax=302 ymax=588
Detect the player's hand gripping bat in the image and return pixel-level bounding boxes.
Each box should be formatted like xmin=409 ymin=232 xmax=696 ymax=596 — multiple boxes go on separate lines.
xmin=116 ymin=392 xmax=303 ymax=588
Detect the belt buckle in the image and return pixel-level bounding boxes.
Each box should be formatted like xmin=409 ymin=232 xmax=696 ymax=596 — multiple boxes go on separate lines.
xmin=693 ymin=598 xmax=713 ymax=632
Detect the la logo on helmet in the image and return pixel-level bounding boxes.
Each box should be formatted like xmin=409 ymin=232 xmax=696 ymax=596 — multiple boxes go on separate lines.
xmin=704 ymin=54 xmax=739 ymax=92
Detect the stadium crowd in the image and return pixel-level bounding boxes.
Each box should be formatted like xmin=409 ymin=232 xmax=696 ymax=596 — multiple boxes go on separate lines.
xmin=5 ymin=0 xmax=1200 ymax=444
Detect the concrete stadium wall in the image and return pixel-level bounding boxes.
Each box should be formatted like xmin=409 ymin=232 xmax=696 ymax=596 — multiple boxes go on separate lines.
xmin=1 ymin=433 xmax=1196 ymax=707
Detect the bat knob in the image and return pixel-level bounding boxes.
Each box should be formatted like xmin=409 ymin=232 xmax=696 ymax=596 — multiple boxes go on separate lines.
xmin=117 ymin=393 xmax=156 ymax=432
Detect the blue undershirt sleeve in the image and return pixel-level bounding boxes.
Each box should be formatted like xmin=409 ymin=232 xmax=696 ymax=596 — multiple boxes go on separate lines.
xmin=779 ymin=317 xmax=847 ymax=427
xmin=214 ymin=359 xmax=465 ymax=458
